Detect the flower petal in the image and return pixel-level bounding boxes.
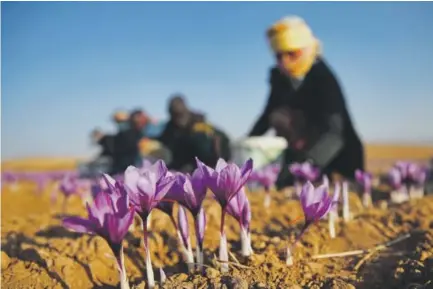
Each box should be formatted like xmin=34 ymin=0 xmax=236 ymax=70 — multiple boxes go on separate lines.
xmin=63 ymin=217 xmax=96 ymax=234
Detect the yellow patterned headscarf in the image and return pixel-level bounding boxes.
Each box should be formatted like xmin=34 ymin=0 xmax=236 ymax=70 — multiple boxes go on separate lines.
xmin=266 ymin=16 xmax=322 ymax=78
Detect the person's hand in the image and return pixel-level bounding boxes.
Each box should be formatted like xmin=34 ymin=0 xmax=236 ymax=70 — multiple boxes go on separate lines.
xmin=292 ymin=138 xmax=306 ymax=150
xmin=91 ymin=129 xmax=104 ymax=142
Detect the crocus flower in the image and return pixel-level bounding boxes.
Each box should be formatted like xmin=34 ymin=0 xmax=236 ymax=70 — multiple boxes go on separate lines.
xmin=249 ymin=166 xmax=279 ymax=208
xmin=123 ymin=160 xmax=175 ymax=288
xmin=300 ymin=181 xmax=339 ymax=228
xmin=177 ymin=205 xmax=194 ymax=270
xmin=51 ymin=174 xmax=81 ymax=213
xmin=195 ymin=207 xmax=206 ymax=269
xmin=286 ymin=181 xmax=339 ymax=265
xmin=1 ymin=172 xmax=19 ymax=191
xmin=388 ymin=167 xmax=409 ymax=204
xmin=176 ymin=168 xmax=208 ymax=270
xmin=63 ymin=175 xmax=135 ymax=289
xmin=355 ymin=169 xmax=373 ymax=208
xmin=226 ymin=187 xmax=253 ymax=256
xmin=394 ymin=161 xmax=427 ymax=188
xmin=196 ymin=157 xmax=253 ymax=273
xmin=289 ymin=162 xmax=320 ymax=196
xmin=405 ymin=163 xmax=427 ymax=199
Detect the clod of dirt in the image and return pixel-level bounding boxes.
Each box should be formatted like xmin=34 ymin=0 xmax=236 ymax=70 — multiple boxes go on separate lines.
xmin=1 ymin=251 xmax=11 ymax=270
xmin=221 ymin=276 xmax=248 ymax=289
xmin=205 ymin=267 xmax=220 ymax=279
xmin=251 ymin=282 xmax=267 ymax=289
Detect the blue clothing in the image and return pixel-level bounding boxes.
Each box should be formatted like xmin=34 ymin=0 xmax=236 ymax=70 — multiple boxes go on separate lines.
xmin=143 ymin=121 xmax=167 ymax=138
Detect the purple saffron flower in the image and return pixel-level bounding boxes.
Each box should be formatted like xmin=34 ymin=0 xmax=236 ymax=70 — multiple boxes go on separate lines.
xmin=250 ymin=166 xmax=279 ymax=207
xmin=355 ymin=170 xmax=373 ymax=193
xmin=178 ymin=169 xmax=208 ymax=217
xmin=388 ymin=167 xmax=403 ymax=190
xmin=250 ymin=166 xmax=278 ymax=191
xmin=170 ymin=169 xmax=208 ymax=271
xmin=63 ymin=176 xmax=135 ymax=289
xmin=177 ymin=205 xmax=190 ymax=250
xmin=300 ymin=181 xmax=339 ymax=229
xmin=355 ymin=170 xmax=373 ymax=208
xmin=123 ymin=160 xmax=175 ymax=288
xmin=177 ymin=205 xmax=194 ymax=270
xmin=124 ymin=161 xmax=175 ymax=222
xmin=196 ymin=158 xmax=253 ymax=208
xmin=196 ymin=157 xmax=253 ymax=272
xmin=59 ymin=175 xmax=80 ymax=197
xmin=226 ymin=187 xmax=253 ymax=256
xmin=289 ymin=162 xmax=320 ymax=183
xmin=393 ymin=161 xmax=427 ymax=186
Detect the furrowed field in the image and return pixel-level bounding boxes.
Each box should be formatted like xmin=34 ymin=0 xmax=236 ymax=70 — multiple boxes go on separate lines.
xmin=2 ymin=144 xmax=433 ymax=289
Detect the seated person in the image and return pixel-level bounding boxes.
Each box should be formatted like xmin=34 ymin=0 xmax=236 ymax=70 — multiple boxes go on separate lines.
xmin=111 ymin=110 xmax=147 ymax=175
xmin=90 ymin=110 xmax=130 ymax=159
xmin=156 ymin=94 xmax=231 ymax=172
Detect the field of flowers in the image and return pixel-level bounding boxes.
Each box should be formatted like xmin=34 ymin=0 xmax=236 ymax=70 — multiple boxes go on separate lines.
xmin=1 ymin=153 xmax=433 ymax=289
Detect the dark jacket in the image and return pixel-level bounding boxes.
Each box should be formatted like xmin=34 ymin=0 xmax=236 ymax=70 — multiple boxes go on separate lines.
xmin=111 ymin=128 xmax=143 ymax=175
xmin=97 ymin=135 xmax=115 ymax=158
xmin=157 ymin=112 xmax=231 ymax=171
xmin=248 ymin=58 xmax=364 ymax=179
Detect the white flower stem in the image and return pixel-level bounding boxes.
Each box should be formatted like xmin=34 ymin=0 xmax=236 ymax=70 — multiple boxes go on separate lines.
xmin=342 ymin=181 xmax=350 ymax=223
xmin=147 ymin=212 xmax=152 ymax=230
xmin=409 ymin=185 xmax=424 ymax=199
xmin=176 ymin=230 xmax=194 ymax=272
xmin=294 ymin=181 xmax=302 ymax=197
xmin=117 ymin=247 xmax=130 ymax=289
xmin=219 ymin=232 xmax=228 ymax=272
xmin=240 ymin=227 xmax=251 ymax=257
xmin=219 ymin=208 xmax=228 ymax=273
xmin=264 ymin=189 xmax=271 ymax=208
xmin=362 ymin=191 xmax=372 ymax=208
xmin=143 ymin=219 xmax=155 ymax=289
xmin=286 ymin=246 xmax=293 ymax=266
xmin=248 ymin=231 xmax=254 ymax=255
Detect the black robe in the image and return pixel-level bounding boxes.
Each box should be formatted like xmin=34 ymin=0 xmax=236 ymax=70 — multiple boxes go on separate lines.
xmin=248 ymin=58 xmax=364 ymax=182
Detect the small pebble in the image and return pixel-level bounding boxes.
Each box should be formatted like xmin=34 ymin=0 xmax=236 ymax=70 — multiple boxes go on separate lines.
xmin=205 ymin=268 xmax=220 ymax=279
xmin=173 ymin=273 xmax=188 ymax=282
xmin=223 ymin=276 xmax=248 ymax=289
xmin=270 ymin=237 xmax=281 ymax=244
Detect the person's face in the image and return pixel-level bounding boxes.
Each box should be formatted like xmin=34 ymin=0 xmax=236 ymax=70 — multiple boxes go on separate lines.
xmin=172 ymin=112 xmax=190 ymax=128
xmin=132 ymin=113 xmax=148 ymax=129
xmin=116 ymin=121 xmax=129 ymax=131
xmin=275 ymin=49 xmax=304 ymax=76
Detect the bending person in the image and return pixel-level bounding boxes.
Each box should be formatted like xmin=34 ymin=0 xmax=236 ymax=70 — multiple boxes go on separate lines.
xmin=247 ymin=16 xmax=364 ymax=190
xmin=157 ymin=94 xmax=231 ymax=172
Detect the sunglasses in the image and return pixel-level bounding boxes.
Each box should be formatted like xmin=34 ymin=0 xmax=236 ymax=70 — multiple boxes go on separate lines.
xmin=276 ymin=49 xmax=303 ymax=61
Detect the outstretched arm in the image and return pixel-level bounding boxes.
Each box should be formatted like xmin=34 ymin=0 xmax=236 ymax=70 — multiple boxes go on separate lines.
xmin=248 ymin=68 xmax=279 ymax=137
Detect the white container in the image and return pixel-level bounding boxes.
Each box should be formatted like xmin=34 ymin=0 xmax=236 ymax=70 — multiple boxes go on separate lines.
xmin=231 ymin=136 xmax=287 ymax=169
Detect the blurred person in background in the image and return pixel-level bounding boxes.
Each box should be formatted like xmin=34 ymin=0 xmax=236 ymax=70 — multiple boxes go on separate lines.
xmin=156 ymin=94 xmax=231 ymax=172
xmin=91 ymin=110 xmax=130 ymax=159
xmin=247 ymin=15 xmax=364 ymax=190
xmin=111 ymin=109 xmax=148 ymax=174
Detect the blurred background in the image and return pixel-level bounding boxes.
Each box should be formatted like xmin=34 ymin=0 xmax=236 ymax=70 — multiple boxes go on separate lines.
xmin=1 ymin=2 xmax=433 ymax=169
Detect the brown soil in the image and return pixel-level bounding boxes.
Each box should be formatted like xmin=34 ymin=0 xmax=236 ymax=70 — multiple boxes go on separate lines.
xmin=2 ymin=179 xmax=433 ymax=289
